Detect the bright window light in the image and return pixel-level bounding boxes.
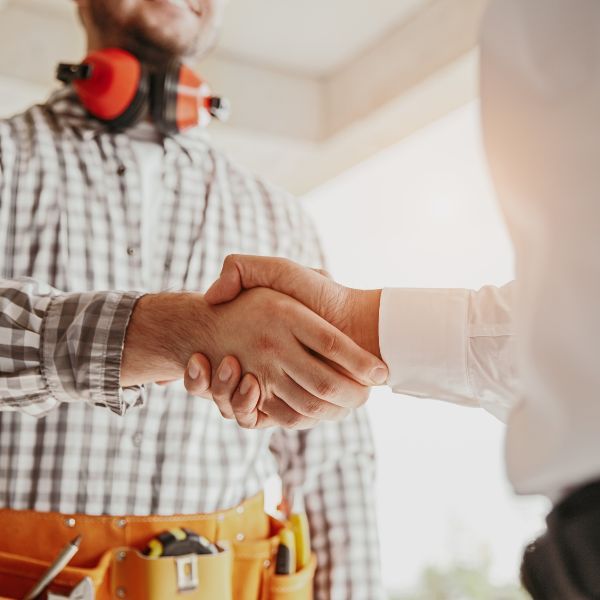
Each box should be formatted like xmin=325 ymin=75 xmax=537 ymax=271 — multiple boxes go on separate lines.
xmin=303 ymin=102 xmax=548 ymax=597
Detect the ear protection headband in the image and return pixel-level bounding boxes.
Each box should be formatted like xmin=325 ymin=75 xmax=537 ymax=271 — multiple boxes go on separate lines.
xmin=56 ymin=48 xmax=229 ymax=133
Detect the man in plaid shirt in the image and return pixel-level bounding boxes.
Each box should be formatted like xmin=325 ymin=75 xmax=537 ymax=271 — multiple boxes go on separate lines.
xmin=0 ymin=0 xmax=386 ymax=597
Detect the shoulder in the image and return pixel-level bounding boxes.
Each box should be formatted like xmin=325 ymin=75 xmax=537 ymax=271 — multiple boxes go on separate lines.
xmin=0 ymin=102 xmax=59 ymax=159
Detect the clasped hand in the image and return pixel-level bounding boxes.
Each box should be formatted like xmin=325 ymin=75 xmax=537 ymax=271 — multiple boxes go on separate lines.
xmin=178 ymin=256 xmax=386 ymax=430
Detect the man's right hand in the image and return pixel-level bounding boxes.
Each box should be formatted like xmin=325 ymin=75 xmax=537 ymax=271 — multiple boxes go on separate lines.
xmin=122 ymin=288 xmax=387 ymax=429
xmin=182 ymin=255 xmax=387 ymax=428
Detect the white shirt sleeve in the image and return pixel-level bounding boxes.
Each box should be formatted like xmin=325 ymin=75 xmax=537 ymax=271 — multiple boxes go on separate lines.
xmin=480 ymin=0 xmax=600 ymax=498
xmin=379 ymin=283 xmax=518 ymax=422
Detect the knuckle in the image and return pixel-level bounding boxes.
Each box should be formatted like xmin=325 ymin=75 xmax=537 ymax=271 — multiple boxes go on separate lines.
xmin=303 ymin=397 xmax=328 ymax=418
xmin=212 ymin=379 xmax=235 ymax=401
xmin=284 ymin=412 xmax=306 ymax=429
xmin=223 ymin=254 xmax=240 ymax=268
xmin=231 ymin=395 xmax=254 ymax=416
xmin=315 ymin=377 xmax=338 ymax=400
xmin=320 ymin=330 xmax=340 ymax=357
xmin=237 ymin=416 xmax=256 ymax=430
xmin=184 ymin=379 xmax=206 ymax=397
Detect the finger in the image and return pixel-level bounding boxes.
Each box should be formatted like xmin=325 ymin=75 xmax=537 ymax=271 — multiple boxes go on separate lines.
xmin=283 ymin=350 xmax=371 ymax=409
xmin=211 ymin=356 xmax=244 ymax=420
xmin=273 ymin=373 xmax=350 ymax=421
xmin=205 ymin=255 xmax=329 ymax=307
xmin=229 ymin=373 xmax=264 ymax=428
xmin=291 ymin=310 xmax=388 ymax=386
xmin=229 ymin=376 xmax=316 ymax=430
xmin=183 ymin=353 xmax=212 ymax=397
xmin=257 ymin=394 xmax=318 ymax=430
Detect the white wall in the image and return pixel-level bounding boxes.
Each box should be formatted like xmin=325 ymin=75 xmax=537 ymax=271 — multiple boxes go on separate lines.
xmin=0 ymin=74 xmax=50 ymax=116
xmin=304 ymin=102 xmax=548 ymax=593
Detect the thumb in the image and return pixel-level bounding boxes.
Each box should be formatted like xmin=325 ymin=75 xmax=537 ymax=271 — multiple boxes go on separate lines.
xmin=205 ymin=255 xmax=304 ymax=305
xmin=204 ymin=257 xmax=244 ymax=304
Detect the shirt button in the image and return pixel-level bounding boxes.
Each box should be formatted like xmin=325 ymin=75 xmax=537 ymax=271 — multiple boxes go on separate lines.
xmin=132 ymin=433 xmax=142 ymax=447
xmin=117 ymin=164 xmax=126 ymax=176
xmin=127 ymin=247 xmax=135 ymax=256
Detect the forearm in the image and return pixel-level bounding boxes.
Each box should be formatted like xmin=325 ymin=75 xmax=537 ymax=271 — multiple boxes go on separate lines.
xmin=121 ymin=292 xmax=216 ymax=386
xmin=0 ymin=277 xmax=142 ymax=416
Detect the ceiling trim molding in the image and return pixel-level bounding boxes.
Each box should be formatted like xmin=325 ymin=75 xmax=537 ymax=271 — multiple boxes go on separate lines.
xmin=323 ymin=0 xmax=487 ymax=138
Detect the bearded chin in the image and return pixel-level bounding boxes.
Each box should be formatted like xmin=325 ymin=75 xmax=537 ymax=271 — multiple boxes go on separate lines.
xmin=125 ymin=23 xmax=200 ymax=63
xmin=88 ymin=2 xmax=205 ymax=64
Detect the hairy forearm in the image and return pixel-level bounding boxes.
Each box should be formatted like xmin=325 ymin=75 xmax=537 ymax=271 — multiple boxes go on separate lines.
xmin=121 ymin=292 xmax=216 ymax=386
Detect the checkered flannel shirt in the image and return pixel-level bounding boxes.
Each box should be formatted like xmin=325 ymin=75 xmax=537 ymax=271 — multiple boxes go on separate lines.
xmin=0 ymin=88 xmax=383 ymax=599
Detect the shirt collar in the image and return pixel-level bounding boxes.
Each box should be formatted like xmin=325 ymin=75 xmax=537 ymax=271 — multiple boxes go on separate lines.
xmin=45 ymin=85 xmax=212 ymax=160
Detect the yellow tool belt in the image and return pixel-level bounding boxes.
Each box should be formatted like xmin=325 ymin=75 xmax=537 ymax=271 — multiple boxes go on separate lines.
xmin=0 ymin=493 xmax=316 ymax=600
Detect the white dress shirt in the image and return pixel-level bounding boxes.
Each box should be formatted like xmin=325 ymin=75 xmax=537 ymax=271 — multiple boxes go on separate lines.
xmin=379 ymin=0 xmax=600 ymax=500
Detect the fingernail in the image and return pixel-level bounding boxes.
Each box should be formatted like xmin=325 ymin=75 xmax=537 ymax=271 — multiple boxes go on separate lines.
xmin=188 ymin=358 xmax=201 ymax=380
xmin=218 ymin=362 xmax=233 ymax=382
xmin=239 ymin=376 xmax=252 ymax=396
xmin=370 ymin=366 xmax=388 ymax=385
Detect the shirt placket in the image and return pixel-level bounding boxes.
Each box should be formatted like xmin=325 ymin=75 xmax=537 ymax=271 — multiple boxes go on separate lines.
xmin=113 ymin=134 xmax=143 ymax=291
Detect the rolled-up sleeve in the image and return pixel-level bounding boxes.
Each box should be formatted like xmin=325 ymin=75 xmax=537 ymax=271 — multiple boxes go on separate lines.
xmin=0 ymin=277 xmax=144 ymax=417
xmin=379 ymin=282 xmax=518 ymax=421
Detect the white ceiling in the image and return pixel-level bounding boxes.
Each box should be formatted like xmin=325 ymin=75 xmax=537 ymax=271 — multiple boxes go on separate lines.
xmin=218 ymin=0 xmax=429 ymax=76
xmin=11 ymin=0 xmax=429 ymax=78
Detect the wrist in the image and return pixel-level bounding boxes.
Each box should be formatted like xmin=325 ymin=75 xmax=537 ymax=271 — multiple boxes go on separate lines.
xmin=121 ymin=292 xmax=216 ymax=386
xmin=347 ymin=289 xmax=382 ymax=359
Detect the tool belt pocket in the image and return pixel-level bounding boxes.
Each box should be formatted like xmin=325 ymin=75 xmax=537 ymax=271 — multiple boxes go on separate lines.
xmin=112 ymin=545 xmax=233 ymax=600
xmin=232 ymin=517 xmax=316 ymax=600
xmin=265 ymin=553 xmax=316 ymax=600
xmin=0 ymin=548 xmax=112 ymax=599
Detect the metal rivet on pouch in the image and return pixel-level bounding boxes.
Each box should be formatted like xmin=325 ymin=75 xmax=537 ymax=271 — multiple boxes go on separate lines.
xmin=116 ymin=518 xmax=127 ymax=528
xmin=236 ymin=505 xmax=244 ymax=515
xmin=263 ymin=560 xmax=271 ymax=569
xmin=65 ymin=517 xmax=76 ymax=528
xmin=116 ymin=551 xmax=127 ymax=562
xmin=116 ymin=586 xmax=126 ymax=598
xmin=235 ymin=533 xmax=245 ymax=542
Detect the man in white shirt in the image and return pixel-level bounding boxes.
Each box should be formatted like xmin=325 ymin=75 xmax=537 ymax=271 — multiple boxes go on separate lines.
xmin=184 ymin=1 xmax=600 ymax=596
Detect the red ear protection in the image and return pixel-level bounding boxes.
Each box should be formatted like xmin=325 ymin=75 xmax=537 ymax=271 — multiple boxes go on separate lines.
xmin=56 ymin=48 xmax=228 ymax=133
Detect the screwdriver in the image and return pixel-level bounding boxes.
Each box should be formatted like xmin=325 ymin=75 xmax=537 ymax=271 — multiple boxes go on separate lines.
xmin=274 ymin=528 xmax=296 ymax=575
xmin=24 ymin=535 xmax=82 ymax=600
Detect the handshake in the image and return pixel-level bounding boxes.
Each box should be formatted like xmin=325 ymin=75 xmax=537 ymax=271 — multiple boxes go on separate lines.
xmin=122 ymin=256 xmax=387 ymax=430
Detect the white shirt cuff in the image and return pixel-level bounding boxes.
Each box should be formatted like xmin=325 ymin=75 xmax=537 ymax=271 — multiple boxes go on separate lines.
xmin=379 ymin=288 xmax=475 ymax=405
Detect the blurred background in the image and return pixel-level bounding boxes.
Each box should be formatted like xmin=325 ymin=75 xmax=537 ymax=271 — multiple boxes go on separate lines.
xmin=0 ymin=0 xmax=548 ymax=597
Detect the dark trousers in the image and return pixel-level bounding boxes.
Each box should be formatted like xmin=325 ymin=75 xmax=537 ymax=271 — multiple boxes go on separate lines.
xmin=521 ymin=481 xmax=600 ymax=599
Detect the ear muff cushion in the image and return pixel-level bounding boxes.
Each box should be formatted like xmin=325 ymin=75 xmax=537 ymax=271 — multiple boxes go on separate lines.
xmin=74 ymin=48 xmax=149 ymax=128
xmin=151 ymin=60 xmax=181 ymax=134
xmin=151 ymin=61 xmax=203 ymax=134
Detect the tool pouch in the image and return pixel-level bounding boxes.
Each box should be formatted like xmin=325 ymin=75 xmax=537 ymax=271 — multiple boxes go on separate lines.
xmin=234 ymin=517 xmax=316 ymax=600
xmin=0 ymin=549 xmax=113 ymax=599
xmin=111 ymin=545 xmax=233 ymax=599
xmin=0 ymin=517 xmax=316 ymax=600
